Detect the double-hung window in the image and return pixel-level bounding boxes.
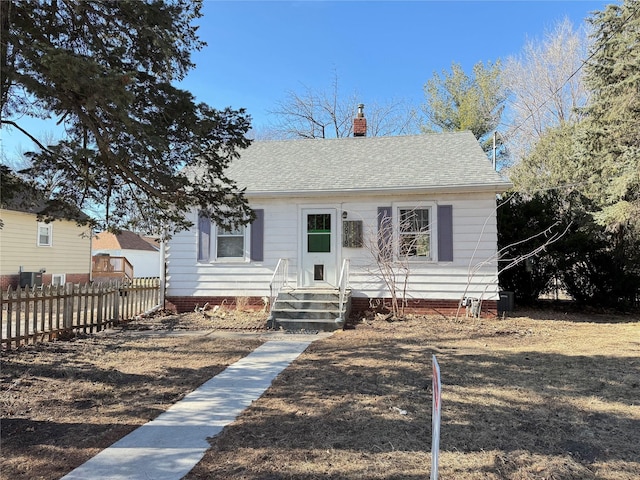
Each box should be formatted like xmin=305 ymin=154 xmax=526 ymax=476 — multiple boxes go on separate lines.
xmin=398 ymin=208 xmax=431 ymax=259
xmin=198 ymin=211 xmax=257 ymax=263
xmin=196 ymin=209 xmax=264 ymax=263
xmin=37 ymin=222 xmax=52 ymax=247
xmin=378 ymin=204 xmax=452 ymax=262
xmin=216 ymin=225 xmax=246 ymax=259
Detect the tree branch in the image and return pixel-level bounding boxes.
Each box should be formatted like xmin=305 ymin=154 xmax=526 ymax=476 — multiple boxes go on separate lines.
xmin=1 ymin=120 xmax=55 ymax=154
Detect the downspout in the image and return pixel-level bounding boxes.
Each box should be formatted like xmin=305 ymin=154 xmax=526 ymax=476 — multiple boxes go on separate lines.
xmin=89 ymin=229 xmax=94 ymax=283
xmin=159 ymin=231 xmax=166 ymax=309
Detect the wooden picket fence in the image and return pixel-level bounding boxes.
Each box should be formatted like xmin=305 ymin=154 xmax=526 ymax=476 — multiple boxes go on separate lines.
xmin=1 ymin=277 xmax=161 ymax=349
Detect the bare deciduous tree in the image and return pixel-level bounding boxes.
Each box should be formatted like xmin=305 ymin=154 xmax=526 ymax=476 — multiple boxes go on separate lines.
xmin=362 ymin=208 xmax=432 ymax=319
xmin=503 ymin=18 xmax=590 ymax=164
xmin=265 ymin=72 xmax=421 ymax=139
xmin=457 ymin=194 xmax=571 ymax=319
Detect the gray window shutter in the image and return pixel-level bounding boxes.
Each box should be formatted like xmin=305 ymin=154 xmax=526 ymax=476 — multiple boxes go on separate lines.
xmin=377 ymin=206 xmax=393 ymax=260
xmin=437 ymin=205 xmax=453 ymax=262
xmin=250 ymin=209 xmax=264 ymax=261
xmin=197 ymin=213 xmax=211 ymax=262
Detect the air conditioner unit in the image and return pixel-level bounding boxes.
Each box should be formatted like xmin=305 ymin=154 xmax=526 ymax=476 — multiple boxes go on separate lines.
xmin=19 ymin=271 xmax=43 ymax=288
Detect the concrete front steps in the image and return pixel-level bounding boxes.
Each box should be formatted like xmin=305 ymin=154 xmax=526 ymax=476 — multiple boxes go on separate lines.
xmin=268 ymin=288 xmax=351 ymax=332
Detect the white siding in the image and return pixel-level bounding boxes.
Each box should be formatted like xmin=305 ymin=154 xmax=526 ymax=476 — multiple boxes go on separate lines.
xmin=92 ymin=248 xmax=161 ymax=278
xmin=167 ymin=192 xmax=501 ymax=301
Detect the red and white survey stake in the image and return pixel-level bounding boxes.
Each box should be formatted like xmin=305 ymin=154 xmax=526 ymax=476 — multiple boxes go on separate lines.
xmin=431 ymin=355 xmax=441 ymax=480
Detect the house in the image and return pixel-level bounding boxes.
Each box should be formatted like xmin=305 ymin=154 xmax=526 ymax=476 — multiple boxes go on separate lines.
xmin=0 ymin=195 xmax=92 ymax=289
xmin=92 ymin=230 xmax=161 ymax=282
xmin=166 ymin=113 xmax=512 ymax=327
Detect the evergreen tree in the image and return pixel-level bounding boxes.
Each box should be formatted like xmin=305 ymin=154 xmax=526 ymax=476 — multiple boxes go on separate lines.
xmin=422 ymin=61 xmax=506 ymax=160
xmin=578 ymin=0 xmax=640 ymax=233
xmin=508 ymin=122 xmax=579 ymax=193
xmin=0 ymin=0 xmax=252 ymax=235
xmin=499 ymin=2 xmax=640 ymax=307
xmin=265 ymin=71 xmax=420 ymax=140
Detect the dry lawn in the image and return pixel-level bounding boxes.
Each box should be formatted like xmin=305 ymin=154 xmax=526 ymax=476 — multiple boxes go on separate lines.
xmin=1 ymin=310 xmax=267 ymax=480
xmin=2 ymin=307 xmax=639 ymax=480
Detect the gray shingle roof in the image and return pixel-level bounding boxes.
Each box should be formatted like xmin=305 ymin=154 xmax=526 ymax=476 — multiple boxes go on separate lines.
xmin=218 ymin=131 xmax=511 ymax=195
xmin=2 ymin=189 xmax=90 ymax=221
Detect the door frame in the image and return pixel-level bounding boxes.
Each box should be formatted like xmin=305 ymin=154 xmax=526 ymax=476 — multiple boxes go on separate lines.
xmin=299 ymin=206 xmax=339 ymax=288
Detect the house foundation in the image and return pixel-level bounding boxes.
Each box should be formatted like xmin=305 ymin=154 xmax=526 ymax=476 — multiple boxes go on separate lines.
xmin=1 ymin=273 xmax=91 ymax=290
xmin=165 ymin=296 xmax=498 ymax=318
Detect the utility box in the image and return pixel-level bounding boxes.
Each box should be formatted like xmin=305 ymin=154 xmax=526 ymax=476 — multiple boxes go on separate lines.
xmin=497 ymin=291 xmax=514 ymax=314
xmin=20 ymin=271 xmax=44 ymax=288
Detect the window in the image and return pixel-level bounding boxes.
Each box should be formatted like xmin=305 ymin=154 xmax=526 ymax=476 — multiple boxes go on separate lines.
xmin=379 ymin=204 xmax=453 ymax=262
xmin=216 ymin=225 xmax=246 ymax=258
xmin=37 ymin=222 xmax=52 ymax=247
xmin=52 ymin=274 xmax=66 ymax=286
xmin=398 ymin=208 xmax=431 ymax=259
xmin=197 ymin=209 xmax=264 ymax=263
xmin=307 ymin=214 xmax=331 ymax=253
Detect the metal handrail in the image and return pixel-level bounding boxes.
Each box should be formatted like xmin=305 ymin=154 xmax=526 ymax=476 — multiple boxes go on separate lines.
xmin=268 ymin=258 xmax=288 ymax=320
xmin=337 ymin=258 xmax=351 ymax=324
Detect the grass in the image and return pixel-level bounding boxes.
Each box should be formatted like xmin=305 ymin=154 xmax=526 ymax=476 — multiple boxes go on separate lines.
xmin=1 ymin=308 xmax=639 ymax=479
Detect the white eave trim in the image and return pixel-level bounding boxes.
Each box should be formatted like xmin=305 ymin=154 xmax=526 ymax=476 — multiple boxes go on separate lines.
xmin=244 ymin=182 xmax=513 ymax=198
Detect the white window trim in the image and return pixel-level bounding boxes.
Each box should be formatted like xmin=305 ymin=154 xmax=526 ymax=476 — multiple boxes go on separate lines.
xmin=37 ymin=222 xmax=53 ymax=247
xmin=212 ymin=224 xmax=251 ymax=263
xmin=52 ymin=274 xmax=66 ymax=286
xmin=392 ymin=202 xmax=437 ymax=262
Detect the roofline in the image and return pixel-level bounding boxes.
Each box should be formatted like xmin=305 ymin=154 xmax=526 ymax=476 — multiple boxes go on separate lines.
xmin=243 ymin=182 xmax=513 ymax=198
xmin=0 ymin=206 xmax=92 ymax=221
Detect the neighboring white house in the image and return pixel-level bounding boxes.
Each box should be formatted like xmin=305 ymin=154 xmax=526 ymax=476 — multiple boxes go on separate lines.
xmin=92 ymin=230 xmax=161 ymax=278
xmin=166 ymin=120 xmax=512 ymax=318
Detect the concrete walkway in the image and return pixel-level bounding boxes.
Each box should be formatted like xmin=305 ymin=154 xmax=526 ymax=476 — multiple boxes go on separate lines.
xmin=61 ymin=336 xmax=324 ymax=480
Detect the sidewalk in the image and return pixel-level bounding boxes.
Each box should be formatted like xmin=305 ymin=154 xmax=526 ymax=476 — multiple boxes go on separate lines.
xmin=61 ymin=334 xmax=328 ymax=480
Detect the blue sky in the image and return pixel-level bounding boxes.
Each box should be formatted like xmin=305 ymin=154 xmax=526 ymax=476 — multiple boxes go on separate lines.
xmin=1 ymin=0 xmax=611 ymax=161
xmin=181 ymin=0 xmax=610 ymax=132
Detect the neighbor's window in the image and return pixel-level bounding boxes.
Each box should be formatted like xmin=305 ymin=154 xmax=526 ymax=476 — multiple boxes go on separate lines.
xmin=216 ymin=225 xmax=245 ymax=258
xmin=37 ymin=222 xmax=52 ymax=247
xmin=398 ymin=208 xmax=431 ymax=258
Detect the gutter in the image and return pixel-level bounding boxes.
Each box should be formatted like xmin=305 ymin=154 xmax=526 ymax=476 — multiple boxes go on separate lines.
xmin=243 ymin=182 xmax=513 ymax=198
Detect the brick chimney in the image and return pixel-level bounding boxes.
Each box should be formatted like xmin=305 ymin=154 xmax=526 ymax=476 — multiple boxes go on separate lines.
xmin=353 ymin=103 xmax=367 ymax=137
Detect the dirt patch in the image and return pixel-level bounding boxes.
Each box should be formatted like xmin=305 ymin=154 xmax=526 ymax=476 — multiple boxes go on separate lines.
xmin=120 ymin=308 xmax=270 ymax=331
xmin=2 ymin=308 xmax=639 ymax=480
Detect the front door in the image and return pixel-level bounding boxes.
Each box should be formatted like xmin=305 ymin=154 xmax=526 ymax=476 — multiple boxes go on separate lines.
xmin=301 ymin=208 xmax=337 ymax=287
